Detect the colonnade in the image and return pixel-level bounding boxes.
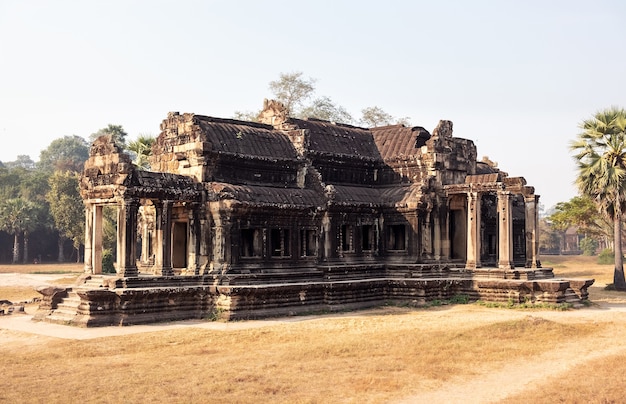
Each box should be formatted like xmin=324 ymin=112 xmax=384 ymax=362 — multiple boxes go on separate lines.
xmin=464 ymin=190 xmax=539 ymax=269
xmin=84 ymin=199 xmax=193 ymax=276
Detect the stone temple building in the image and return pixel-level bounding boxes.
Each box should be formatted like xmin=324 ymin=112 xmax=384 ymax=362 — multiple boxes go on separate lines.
xmin=34 ymin=100 xmax=593 ymax=326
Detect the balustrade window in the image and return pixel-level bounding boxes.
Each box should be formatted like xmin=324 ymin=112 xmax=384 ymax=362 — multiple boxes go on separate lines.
xmin=341 ymin=224 xmax=354 ymax=252
xmin=300 ymin=229 xmax=317 ymax=257
xmin=241 ymin=228 xmax=262 ymax=257
xmin=361 ymin=225 xmax=373 ymax=251
xmin=271 ymin=228 xmax=291 ymax=257
xmin=387 ymin=224 xmax=406 ymax=251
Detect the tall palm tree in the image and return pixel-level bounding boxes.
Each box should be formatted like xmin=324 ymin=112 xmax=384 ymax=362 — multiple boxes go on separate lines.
xmin=0 ymin=198 xmax=35 ymax=263
xmin=571 ymin=106 xmax=626 ymax=290
xmin=127 ymin=135 xmax=155 ymax=170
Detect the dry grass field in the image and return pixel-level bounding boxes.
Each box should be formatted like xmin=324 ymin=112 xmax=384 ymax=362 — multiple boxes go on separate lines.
xmin=1 ymin=257 xmax=626 ymax=403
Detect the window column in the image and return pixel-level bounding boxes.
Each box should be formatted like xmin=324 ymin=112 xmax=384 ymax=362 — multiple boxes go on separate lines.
xmin=524 ymin=194 xmax=540 ymax=268
xmin=497 ymin=191 xmax=514 ymax=269
xmin=117 ymin=198 xmax=139 ymax=277
xmin=154 ymin=200 xmax=174 ymax=276
xmin=466 ymin=191 xmax=481 ymax=269
xmin=84 ymin=203 xmax=94 ymax=274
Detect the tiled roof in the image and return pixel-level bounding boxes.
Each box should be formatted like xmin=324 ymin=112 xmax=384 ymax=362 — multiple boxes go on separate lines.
xmin=195 ymin=116 xmax=298 ymax=160
xmin=371 ymin=125 xmax=431 ymax=160
xmin=290 ymin=118 xmax=383 ymax=160
xmin=209 ymin=183 xmax=324 ymax=207
xmin=330 ymin=184 xmax=424 ymax=207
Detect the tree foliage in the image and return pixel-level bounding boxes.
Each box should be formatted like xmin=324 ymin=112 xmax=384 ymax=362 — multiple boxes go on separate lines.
xmin=46 ymin=171 xmax=85 ymax=262
xmin=89 ymin=124 xmax=128 ymax=148
xmin=570 ymin=106 xmax=626 ymax=290
xmin=38 ymin=135 xmax=89 ymax=173
xmin=298 ymin=96 xmax=354 ymax=123
xmin=0 ymin=197 xmax=36 ymax=263
xmin=268 ymin=72 xmax=316 ymax=115
xmin=549 ymin=195 xmax=609 ymax=238
xmin=127 ymin=134 xmax=155 ymax=170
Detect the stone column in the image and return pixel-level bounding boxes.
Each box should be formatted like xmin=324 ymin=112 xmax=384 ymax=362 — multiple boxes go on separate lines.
xmin=186 ymin=203 xmax=201 ymax=275
xmin=154 ymin=200 xmax=174 ymax=276
xmin=466 ymin=191 xmax=482 ymax=269
xmin=422 ymin=211 xmax=432 ymax=259
xmin=433 ymin=209 xmax=442 ymax=261
xmin=497 ymin=191 xmax=514 ymax=269
xmin=84 ymin=203 xmax=93 ymax=274
xmin=140 ymin=207 xmax=151 ymax=266
xmin=440 ymin=208 xmax=452 ymax=261
xmin=117 ymin=198 xmax=139 ymax=277
xmin=92 ymin=205 xmax=103 ymax=275
xmin=524 ymin=195 xmax=540 ymax=268
xmin=321 ymin=212 xmax=332 ymax=261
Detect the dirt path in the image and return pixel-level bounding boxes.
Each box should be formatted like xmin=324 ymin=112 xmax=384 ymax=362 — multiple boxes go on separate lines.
xmin=394 ymin=306 xmax=626 ymax=404
xmin=3 ymin=273 xmax=626 ymax=403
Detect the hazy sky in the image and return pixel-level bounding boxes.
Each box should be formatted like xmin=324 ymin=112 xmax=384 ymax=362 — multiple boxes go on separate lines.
xmin=1 ymin=0 xmax=625 ymax=210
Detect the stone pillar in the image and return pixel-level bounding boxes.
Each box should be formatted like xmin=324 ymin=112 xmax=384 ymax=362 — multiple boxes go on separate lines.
xmin=140 ymin=207 xmax=151 ymax=266
xmin=433 ymin=209 xmax=442 ymax=261
xmin=321 ymin=212 xmax=332 ymax=261
xmin=92 ymin=205 xmax=103 ymax=275
xmin=525 ymin=195 xmax=540 ymax=268
xmin=117 ymin=198 xmax=139 ymax=277
xmin=440 ymin=207 xmax=451 ymax=260
xmin=84 ymin=203 xmax=93 ymax=274
xmin=422 ymin=211 xmax=433 ymax=259
xmin=497 ymin=191 xmax=514 ymax=269
xmin=186 ymin=203 xmax=201 ymax=275
xmin=154 ymin=200 xmax=174 ymax=276
xmin=466 ymin=192 xmax=481 ymax=269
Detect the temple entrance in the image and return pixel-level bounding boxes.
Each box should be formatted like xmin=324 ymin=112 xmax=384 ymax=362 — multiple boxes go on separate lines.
xmin=448 ymin=194 xmax=467 ymax=261
xmin=172 ymin=221 xmax=188 ymax=270
xmin=481 ymin=193 xmax=498 ymax=266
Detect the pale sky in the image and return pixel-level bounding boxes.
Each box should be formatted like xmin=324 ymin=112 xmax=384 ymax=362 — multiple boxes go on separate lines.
xmin=1 ymin=0 xmax=625 ymax=210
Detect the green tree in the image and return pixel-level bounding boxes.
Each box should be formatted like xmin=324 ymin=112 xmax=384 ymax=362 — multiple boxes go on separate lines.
xmin=549 ymin=195 xmax=609 ymax=240
xmin=298 ymin=96 xmax=354 ymax=124
xmin=38 ymin=135 xmax=90 ymax=173
xmin=268 ymin=71 xmax=316 ymax=115
xmin=232 ymin=110 xmax=259 ymax=122
xmin=4 ymin=155 xmax=35 ymax=170
xmin=570 ymin=106 xmax=626 ymax=290
xmin=46 ymin=171 xmax=85 ymax=263
xmin=539 ymin=218 xmax=561 ymax=254
xmin=89 ymin=124 xmax=128 ymax=148
xmin=360 ymin=106 xmax=411 ymax=127
xmin=0 ymin=198 xmax=36 ymax=263
xmin=127 ymin=134 xmax=155 ymax=170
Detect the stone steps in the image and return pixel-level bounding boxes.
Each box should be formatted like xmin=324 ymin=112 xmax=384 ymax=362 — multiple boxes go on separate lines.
xmin=41 ymin=290 xmax=81 ymax=324
xmin=564 ymin=287 xmax=584 ymax=308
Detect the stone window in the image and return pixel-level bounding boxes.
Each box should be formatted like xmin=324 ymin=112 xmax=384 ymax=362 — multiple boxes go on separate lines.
xmin=361 ymin=225 xmax=374 ymax=251
xmin=387 ymin=224 xmax=406 ymax=251
xmin=241 ymin=228 xmax=263 ymax=257
xmin=341 ymin=224 xmax=354 ymax=252
xmin=300 ymin=229 xmax=317 ymax=257
xmin=270 ymin=228 xmax=291 ymax=257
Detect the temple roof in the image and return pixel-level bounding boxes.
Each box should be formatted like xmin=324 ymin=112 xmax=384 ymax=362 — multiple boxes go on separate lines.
xmin=194 ymin=116 xmax=299 ymax=160
xmin=371 ymin=125 xmax=431 ymax=160
xmin=208 ymin=183 xmax=324 ymax=208
xmin=290 ymin=118 xmax=383 ymax=161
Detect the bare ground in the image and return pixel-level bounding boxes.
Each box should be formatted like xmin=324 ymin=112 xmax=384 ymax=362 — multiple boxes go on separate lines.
xmin=2 ymin=262 xmax=626 ymax=403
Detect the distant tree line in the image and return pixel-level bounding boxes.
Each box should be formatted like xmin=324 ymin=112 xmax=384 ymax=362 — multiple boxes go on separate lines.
xmin=0 ymin=125 xmax=155 ymax=264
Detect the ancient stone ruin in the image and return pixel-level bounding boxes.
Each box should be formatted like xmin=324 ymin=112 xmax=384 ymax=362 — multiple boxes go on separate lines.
xmin=33 ymin=100 xmax=594 ymax=326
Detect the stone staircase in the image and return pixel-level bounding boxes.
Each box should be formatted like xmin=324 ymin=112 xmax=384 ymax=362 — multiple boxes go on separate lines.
xmin=564 ymin=287 xmax=585 ymax=308
xmin=40 ymin=276 xmax=109 ymax=325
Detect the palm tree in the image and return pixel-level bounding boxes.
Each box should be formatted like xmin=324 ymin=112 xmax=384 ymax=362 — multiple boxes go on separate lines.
xmin=127 ymin=134 xmax=155 ymax=170
xmin=0 ymin=198 xmax=35 ymax=263
xmin=571 ymin=106 xmax=626 ymax=290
